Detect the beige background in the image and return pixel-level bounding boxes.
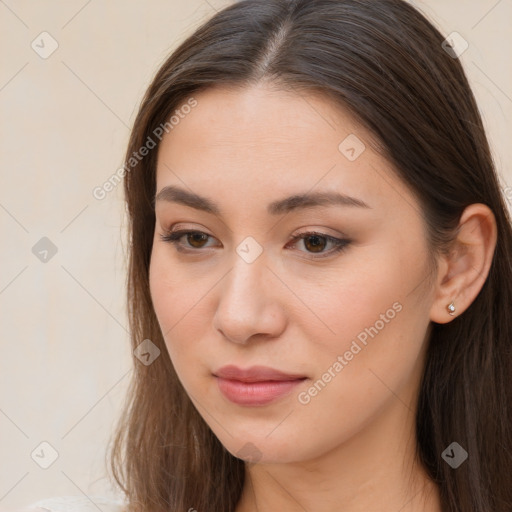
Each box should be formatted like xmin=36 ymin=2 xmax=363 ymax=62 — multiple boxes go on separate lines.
xmin=0 ymin=0 xmax=510 ymax=509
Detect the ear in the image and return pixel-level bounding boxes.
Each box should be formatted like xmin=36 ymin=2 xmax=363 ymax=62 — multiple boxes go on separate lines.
xmin=429 ymin=203 xmax=497 ymax=324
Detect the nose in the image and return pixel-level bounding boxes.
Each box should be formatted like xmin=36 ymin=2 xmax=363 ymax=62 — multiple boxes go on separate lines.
xmin=213 ymin=254 xmax=287 ymax=345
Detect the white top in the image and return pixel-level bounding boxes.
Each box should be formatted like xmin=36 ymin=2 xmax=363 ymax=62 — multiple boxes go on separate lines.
xmin=24 ymin=495 xmax=126 ymax=512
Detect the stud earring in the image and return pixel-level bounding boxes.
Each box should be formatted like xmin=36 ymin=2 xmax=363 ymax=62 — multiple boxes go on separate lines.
xmin=447 ymin=301 xmax=456 ymax=316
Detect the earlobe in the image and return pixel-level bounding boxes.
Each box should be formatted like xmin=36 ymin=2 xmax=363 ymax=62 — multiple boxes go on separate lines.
xmin=429 ymin=203 xmax=497 ymax=324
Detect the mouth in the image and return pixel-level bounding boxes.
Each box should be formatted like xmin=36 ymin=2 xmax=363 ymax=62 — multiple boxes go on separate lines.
xmin=213 ymin=365 xmax=308 ymax=406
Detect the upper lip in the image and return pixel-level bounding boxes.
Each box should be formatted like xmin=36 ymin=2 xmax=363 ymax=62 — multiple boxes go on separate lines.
xmin=214 ymin=365 xmax=306 ymax=382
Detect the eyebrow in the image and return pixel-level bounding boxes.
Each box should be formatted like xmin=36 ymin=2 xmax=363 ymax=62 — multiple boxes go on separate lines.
xmin=154 ymin=185 xmax=371 ymax=215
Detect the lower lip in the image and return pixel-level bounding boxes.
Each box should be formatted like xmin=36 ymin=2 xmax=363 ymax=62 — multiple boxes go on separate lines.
xmin=216 ymin=377 xmax=305 ymax=406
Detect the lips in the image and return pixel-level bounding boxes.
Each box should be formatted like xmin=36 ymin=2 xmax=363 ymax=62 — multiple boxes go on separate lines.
xmin=213 ymin=365 xmax=307 ymax=406
xmin=214 ymin=364 xmax=306 ymax=382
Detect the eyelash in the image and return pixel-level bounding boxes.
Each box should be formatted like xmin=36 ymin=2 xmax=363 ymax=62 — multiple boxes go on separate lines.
xmin=159 ymin=229 xmax=351 ymax=259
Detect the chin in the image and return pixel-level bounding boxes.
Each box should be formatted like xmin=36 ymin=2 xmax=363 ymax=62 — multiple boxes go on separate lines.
xmin=211 ymin=426 xmax=314 ymax=465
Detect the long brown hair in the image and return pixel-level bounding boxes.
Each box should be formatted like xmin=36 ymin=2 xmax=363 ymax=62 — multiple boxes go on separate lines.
xmin=107 ymin=1 xmax=512 ymax=510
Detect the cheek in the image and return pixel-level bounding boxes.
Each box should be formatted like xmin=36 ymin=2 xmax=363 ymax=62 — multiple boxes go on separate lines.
xmin=149 ymin=248 xmax=214 ymax=373
xmin=285 ymin=263 xmax=430 ymax=461
xmin=149 ymin=246 xmax=206 ymax=328
xmin=149 ymin=250 xmax=178 ymax=331
xmin=290 ymin=248 xmax=418 ymax=352
xmin=294 ymin=235 xmax=431 ymax=397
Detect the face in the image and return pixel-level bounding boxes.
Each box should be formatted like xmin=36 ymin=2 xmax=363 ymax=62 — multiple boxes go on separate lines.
xmin=149 ymin=84 xmax=436 ymax=464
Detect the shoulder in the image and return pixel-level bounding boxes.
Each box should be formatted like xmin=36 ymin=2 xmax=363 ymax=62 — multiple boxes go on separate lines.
xmin=22 ymin=495 xmax=126 ymax=512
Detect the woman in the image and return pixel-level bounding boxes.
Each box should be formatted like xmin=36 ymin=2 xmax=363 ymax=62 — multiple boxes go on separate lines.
xmin=27 ymin=0 xmax=512 ymax=511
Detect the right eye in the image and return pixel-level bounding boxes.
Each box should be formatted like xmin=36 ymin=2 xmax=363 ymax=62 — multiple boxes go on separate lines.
xmin=159 ymin=229 xmax=219 ymax=252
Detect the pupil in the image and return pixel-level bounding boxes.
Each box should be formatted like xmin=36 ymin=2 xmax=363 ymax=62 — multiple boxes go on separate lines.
xmin=305 ymin=235 xmax=326 ymax=253
xmin=188 ymin=233 xmax=207 ymax=247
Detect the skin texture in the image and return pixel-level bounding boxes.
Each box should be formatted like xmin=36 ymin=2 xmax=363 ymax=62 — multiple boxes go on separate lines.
xmin=149 ymin=84 xmax=497 ymax=512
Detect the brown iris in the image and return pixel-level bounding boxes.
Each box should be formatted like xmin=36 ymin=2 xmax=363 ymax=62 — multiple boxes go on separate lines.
xmin=303 ymin=234 xmax=327 ymax=253
xmin=187 ymin=232 xmax=209 ymax=248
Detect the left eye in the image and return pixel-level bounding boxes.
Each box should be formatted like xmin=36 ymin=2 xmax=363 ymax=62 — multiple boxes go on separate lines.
xmin=287 ymin=231 xmax=350 ymax=257
xmin=159 ymin=230 xmax=351 ymax=258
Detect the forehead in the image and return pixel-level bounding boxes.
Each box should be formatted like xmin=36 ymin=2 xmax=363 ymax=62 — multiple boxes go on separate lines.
xmin=154 ymin=84 xmax=414 ymax=216
xmin=159 ymin=84 xmax=361 ymax=154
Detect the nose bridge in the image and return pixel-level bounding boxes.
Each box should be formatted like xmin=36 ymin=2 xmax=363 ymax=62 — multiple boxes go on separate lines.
xmin=223 ymin=249 xmax=268 ymax=311
xmin=213 ymin=247 xmax=285 ymax=343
